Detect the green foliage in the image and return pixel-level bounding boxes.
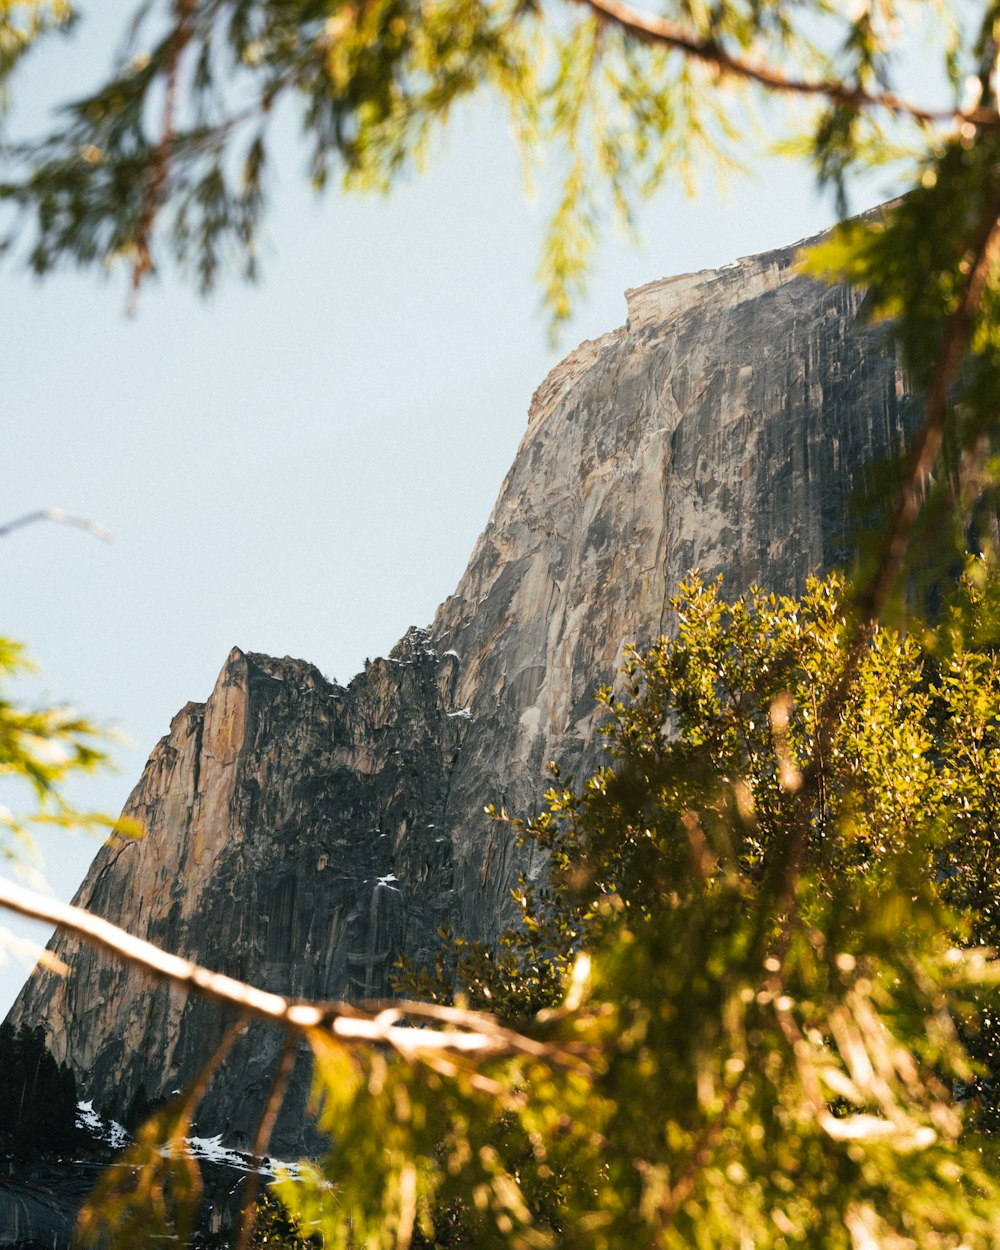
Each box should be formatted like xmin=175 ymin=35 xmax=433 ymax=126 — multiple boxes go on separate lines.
xmin=42 ymin=560 xmax=1000 ymax=1243
xmin=245 ymin=1192 xmax=318 ymax=1248
xmin=10 ymin=5 xmax=1000 ymax=1246
xmin=404 ymin=571 xmax=1000 ymax=1011
xmin=0 ymin=634 xmax=127 ymax=870
xmin=277 ymin=1029 xmax=573 ymax=1250
xmin=0 ymin=1 xmax=74 ymax=111
xmin=335 ymin=572 xmax=1000 ymax=1248
xmin=0 ymin=0 xmax=970 ymax=326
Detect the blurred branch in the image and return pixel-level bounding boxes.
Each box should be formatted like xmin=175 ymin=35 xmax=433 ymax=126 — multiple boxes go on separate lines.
xmin=0 ymin=507 xmax=112 ymax=542
xmin=235 ymin=1036 xmax=297 ymax=1250
xmin=0 ymin=874 xmax=571 ymax=1064
xmin=129 ymin=0 xmax=196 ymax=309
xmin=762 ymin=192 xmax=1000 ymax=924
xmin=856 ymin=199 xmax=1000 ymax=624
xmin=578 ymin=0 xmax=1000 ymax=128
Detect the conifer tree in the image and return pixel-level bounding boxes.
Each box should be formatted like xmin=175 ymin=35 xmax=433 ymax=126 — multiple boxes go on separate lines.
xmin=0 ymin=1021 xmax=81 ymax=1156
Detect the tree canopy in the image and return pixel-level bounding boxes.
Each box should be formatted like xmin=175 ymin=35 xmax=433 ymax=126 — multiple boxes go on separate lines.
xmin=374 ymin=573 xmax=1000 ymax=1250
xmin=0 ymin=1 xmax=991 ymax=324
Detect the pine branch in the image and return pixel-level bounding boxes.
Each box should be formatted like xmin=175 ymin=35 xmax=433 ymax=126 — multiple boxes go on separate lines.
xmin=577 ymin=0 xmax=1000 ymax=129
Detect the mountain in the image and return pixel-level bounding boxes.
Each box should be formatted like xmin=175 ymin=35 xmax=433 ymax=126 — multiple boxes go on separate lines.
xmin=6 ymin=225 xmax=914 ymax=1161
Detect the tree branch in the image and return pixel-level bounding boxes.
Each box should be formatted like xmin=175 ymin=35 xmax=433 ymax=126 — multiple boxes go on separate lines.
xmin=0 ymin=508 xmax=112 ymax=542
xmin=576 ymin=0 xmax=1000 ymax=130
xmin=757 ymin=190 xmax=1000 ymax=936
xmin=236 ymin=1035 xmax=297 ymax=1250
xmin=0 ymin=875 xmax=565 ymax=1063
xmin=129 ymin=0 xmax=196 ymax=308
xmin=856 ymin=197 xmax=1000 ymax=625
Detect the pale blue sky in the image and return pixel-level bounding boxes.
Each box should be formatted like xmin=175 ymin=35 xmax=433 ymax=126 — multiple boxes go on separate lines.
xmin=1 ymin=4 xmax=907 ymax=1012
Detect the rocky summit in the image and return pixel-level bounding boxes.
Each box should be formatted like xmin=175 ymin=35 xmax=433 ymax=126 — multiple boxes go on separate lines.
xmin=7 ymin=225 xmax=915 ymax=1160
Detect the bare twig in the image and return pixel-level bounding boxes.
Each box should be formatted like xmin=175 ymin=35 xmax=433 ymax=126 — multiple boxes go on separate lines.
xmin=236 ymin=1035 xmax=297 ymax=1250
xmin=0 ymin=508 xmax=112 ymax=542
xmin=577 ymin=0 xmax=1000 ymax=130
xmin=179 ymin=1017 xmax=248 ymax=1118
xmin=0 ymin=875 xmax=569 ymax=1063
xmin=855 ymin=196 xmax=1000 ymax=626
xmin=129 ymin=0 xmax=196 ymax=307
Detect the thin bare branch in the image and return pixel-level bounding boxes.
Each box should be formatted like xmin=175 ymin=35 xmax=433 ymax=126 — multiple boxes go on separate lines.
xmin=761 ymin=190 xmax=1000 ymax=931
xmin=576 ymin=0 xmax=1000 ymax=130
xmin=0 ymin=875 xmax=567 ymax=1063
xmin=129 ymin=0 xmax=196 ymax=307
xmin=236 ymin=1035 xmax=297 ymax=1250
xmin=0 ymin=508 xmax=112 ymax=542
xmin=183 ymin=1017 xmax=248 ymax=1114
xmin=856 ymin=196 xmax=1000 ymax=625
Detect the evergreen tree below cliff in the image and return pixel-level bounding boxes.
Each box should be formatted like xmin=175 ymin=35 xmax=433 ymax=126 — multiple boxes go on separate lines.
xmin=0 ymin=1022 xmax=81 ymax=1157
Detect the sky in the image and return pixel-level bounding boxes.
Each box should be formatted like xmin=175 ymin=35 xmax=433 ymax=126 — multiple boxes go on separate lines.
xmin=0 ymin=4 xmax=911 ymax=1014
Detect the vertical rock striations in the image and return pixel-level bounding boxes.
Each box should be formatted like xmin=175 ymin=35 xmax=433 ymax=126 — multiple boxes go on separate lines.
xmin=9 ymin=227 xmax=914 ymax=1150
xmin=13 ymin=635 xmax=467 ymax=1152
xmin=429 ymin=237 xmax=910 ymax=945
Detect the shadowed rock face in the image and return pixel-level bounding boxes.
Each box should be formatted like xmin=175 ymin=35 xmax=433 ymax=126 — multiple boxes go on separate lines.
xmin=11 ymin=634 xmax=467 ymax=1153
xmin=8 ymin=227 xmax=914 ymax=1153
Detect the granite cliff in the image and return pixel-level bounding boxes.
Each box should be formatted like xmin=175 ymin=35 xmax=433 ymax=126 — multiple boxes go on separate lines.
xmin=7 ymin=226 xmax=914 ymax=1159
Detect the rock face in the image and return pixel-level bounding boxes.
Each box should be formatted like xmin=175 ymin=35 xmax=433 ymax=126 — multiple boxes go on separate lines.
xmin=8 ymin=227 xmax=914 ymax=1154
xmin=11 ymin=636 xmax=469 ymax=1153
